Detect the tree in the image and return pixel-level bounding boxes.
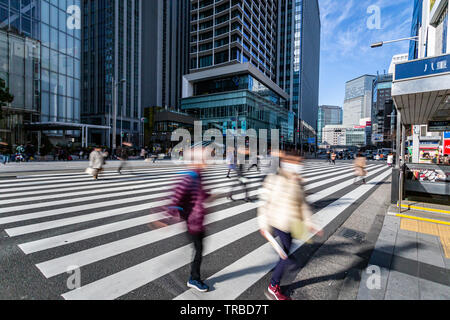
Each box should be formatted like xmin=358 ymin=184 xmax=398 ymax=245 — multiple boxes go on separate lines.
xmin=0 ymin=78 xmax=14 ymax=121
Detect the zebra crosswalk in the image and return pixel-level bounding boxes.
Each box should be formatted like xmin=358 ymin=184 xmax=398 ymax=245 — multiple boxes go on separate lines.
xmin=0 ymin=161 xmax=392 ymax=300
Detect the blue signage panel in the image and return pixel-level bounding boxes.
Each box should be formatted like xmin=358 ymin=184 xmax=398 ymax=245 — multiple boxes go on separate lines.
xmin=307 ymin=138 xmax=316 ymax=144
xmin=395 ymin=54 xmax=450 ymax=81
xmin=445 ymin=132 xmax=450 ymax=139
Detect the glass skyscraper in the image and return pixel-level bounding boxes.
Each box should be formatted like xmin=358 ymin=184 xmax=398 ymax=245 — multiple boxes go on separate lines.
xmin=318 ymin=105 xmax=343 ymax=144
xmin=81 ymin=0 xmax=142 ymax=148
xmin=0 ymin=0 xmax=81 ymax=147
xmin=278 ymin=0 xmax=320 ymax=147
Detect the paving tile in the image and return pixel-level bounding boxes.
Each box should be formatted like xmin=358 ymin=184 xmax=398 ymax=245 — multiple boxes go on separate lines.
xmin=378 ymin=227 xmax=397 ymax=243
xmin=398 ymin=228 xmax=418 ymax=239
xmin=419 ymin=278 xmax=450 ymax=300
xmin=374 ymin=238 xmax=395 ymax=255
xmin=369 ymin=249 xmax=392 ymax=269
xmin=390 ymin=255 xmax=419 ymax=277
xmin=394 ymin=234 xmax=417 ymax=261
xmin=440 ymin=236 xmax=450 ymax=259
xmin=386 ymin=270 xmax=419 ymax=299
xmin=417 ymin=232 xmax=441 ymax=246
xmin=385 ymin=289 xmax=416 ymax=300
xmin=418 ymin=262 xmax=450 ymax=287
xmin=382 ymin=216 xmax=400 ymax=231
xmin=417 ymin=239 xmax=445 ymax=268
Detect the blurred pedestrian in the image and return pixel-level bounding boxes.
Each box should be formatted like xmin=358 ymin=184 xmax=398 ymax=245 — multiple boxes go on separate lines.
xmin=140 ymin=148 xmax=147 ymax=160
xmin=88 ymin=146 xmax=107 ymax=180
xmin=118 ymin=142 xmax=133 ymax=174
xmin=331 ymin=151 xmax=337 ymax=165
xmin=353 ymin=152 xmax=367 ymax=185
xmin=166 ymin=148 xmax=218 ymax=292
xmin=227 ymin=147 xmax=251 ymax=202
xmin=327 ymin=151 xmax=331 ymax=164
xmin=387 ymin=153 xmax=394 ymax=167
xmin=258 ymin=151 xmax=323 ymax=300
xmin=226 ymin=146 xmax=235 ymax=178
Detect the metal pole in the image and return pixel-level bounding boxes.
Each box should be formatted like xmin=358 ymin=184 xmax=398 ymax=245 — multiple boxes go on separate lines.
xmin=112 ymin=78 xmax=117 ymax=153
xmin=396 ymin=111 xmax=402 ymax=213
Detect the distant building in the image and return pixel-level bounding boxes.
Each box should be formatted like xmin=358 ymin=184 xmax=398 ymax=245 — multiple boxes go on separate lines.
xmin=318 ymin=105 xmax=342 ymax=144
xmin=343 ymin=75 xmax=376 ymax=127
xmin=372 ymin=74 xmax=395 ymax=148
xmin=323 ymin=123 xmax=371 ymax=147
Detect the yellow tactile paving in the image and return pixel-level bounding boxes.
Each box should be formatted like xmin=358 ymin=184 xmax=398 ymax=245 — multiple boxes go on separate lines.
xmin=418 ymin=221 xmax=440 ymax=237
xmin=400 ymin=218 xmax=450 ymax=259
xmin=401 ymin=218 xmax=419 ymax=232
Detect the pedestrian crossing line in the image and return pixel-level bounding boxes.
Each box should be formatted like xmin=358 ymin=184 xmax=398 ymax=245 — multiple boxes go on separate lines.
xmin=0 ymin=170 xmax=233 ymax=203
xmin=306 ymin=166 xmax=389 ymax=204
xmin=32 ymin=167 xmax=390 ymax=280
xmin=5 ymin=182 xmax=263 ymax=237
xmin=173 ymin=168 xmax=393 ymax=300
xmin=0 ymin=163 xmax=368 ymax=218
xmin=0 ymin=171 xmax=263 ymax=208
xmin=1 ymin=168 xmax=232 ymax=195
xmin=300 ymin=163 xmax=361 ymax=178
xmin=18 ymin=189 xmax=261 ymax=254
xmin=36 ymin=202 xmax=261 ymax=279
xmin=61 ymin=218 xmax=261 ymax=300
xmin=1 ymin=163 xmax=360 ymax=200
xmin=304 ymin=164 xmax=382 ymax=190
xmin=0 ymin=166 xmax=230 ymax=189
xmin=0 ymin=161 xmax=331 ymax=185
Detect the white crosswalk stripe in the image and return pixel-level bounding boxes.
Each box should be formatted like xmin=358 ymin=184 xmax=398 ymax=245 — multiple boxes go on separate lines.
xmin=0 ymin=161 xmax=391 ymax=300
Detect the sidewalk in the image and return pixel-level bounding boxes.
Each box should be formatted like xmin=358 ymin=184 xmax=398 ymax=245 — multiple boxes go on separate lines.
xmin=357 ymin=211 xmax=450 ymax=299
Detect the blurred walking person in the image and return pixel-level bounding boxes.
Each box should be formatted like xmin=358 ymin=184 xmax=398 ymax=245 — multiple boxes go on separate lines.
xmin=331 ymin=151 xmax=337 ymax=165
xmin=227 ymin=147 xmax=251 ymax=202
xmin=353 ymin=152 xmax=367 ymax=185
xmin=167 ymin=148 xmax=216 ymax=292
xmin=258 ymin=151 xmax=323 ymax=300
xmin=117 ymin=142 xmax=132 ymax=174
xmin=88 ymin=146 xmax=107 ymax=180
xmin=226 ymin=147 xmax=235 ymax=178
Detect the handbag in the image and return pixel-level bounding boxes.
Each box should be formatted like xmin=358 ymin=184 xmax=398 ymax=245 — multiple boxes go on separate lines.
xmin=85 ymin=167 xmax=95 ymax=175
xmin=291 ymin=218 xmax=308 ymax=240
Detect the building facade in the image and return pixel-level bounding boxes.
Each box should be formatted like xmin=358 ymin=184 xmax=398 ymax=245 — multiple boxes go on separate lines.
xmin=318 ymin=105 xmax=342 ymax=144
xmin=142 ymin=0 xmax=190 ymax=111
xmin=181 ymin=0 xmax=291 ymax=144
xmin=278 ymin=0 xmax=320 ymax=147
xmin=81 ymin=0 xmax=142 ymax=148
xmin=343 ymin=74 xmax=376 ymax=127
xmin=0 ymin=0 xmax=82 ymax=148
xmin=179 ymin=0 xmax=320 ymax=149
xmin=322 ymin=124 xmax=370 ymax=148
xmin=372 ymin=73 xmax=396 ymax=148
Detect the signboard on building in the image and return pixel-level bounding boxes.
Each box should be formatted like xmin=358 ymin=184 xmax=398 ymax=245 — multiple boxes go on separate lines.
xmin=428 ymin=120 xmax=450 ymax=132
xmin=395 ymin=54 xmax=450 ymax=81
xmin=307 ymin=138 xmax=316 ymax=144
xmin=372 ymin=134 xmax=384 ymax=142
xmin=444 ymin=139 xmax=450 ymax=155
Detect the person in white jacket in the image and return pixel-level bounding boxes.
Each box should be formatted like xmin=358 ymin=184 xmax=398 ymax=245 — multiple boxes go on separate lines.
xmin=89 ymin=147 xmax=107 ymax=180
xmin=258 ymin=151 xmax=323 ymax=300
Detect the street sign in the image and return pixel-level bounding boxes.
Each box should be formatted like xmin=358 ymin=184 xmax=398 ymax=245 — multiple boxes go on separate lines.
xmin=428 ymin=120 xmax=450 ymax=132
xmin=444 ymin=139 xmax=450 ymax=155
xmin=395 ymin=54 xmax=450 ymax=81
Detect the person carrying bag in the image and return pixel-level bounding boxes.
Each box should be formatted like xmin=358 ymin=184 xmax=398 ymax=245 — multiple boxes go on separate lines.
xmin=258 ymin=151 xmax=323 ymax=300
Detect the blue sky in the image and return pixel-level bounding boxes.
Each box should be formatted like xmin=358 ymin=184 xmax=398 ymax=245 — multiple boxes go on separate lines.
xmin=318 ymin=0 xmax=414 ymax=107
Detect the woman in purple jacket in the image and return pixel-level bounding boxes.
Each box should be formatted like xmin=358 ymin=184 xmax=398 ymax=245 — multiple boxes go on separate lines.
xmin=168 ymin=151 xmax=213 ymax=292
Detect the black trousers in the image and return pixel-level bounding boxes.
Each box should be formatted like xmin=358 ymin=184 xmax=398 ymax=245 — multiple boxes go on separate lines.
xmin=188 ymin=232 xmax=205 ymax=281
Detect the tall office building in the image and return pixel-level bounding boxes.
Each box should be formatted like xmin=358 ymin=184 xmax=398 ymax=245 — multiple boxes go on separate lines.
xmin=0 ymin=0 xmax=81 ymax=147
xmin=81 ymin=0 xmax=142 ymax=147
xmin=181 ymin=0 xmax=290 ymax=143
xmin=318 ymin=105 xmax=342 ymax=144
xmin=142 ymin=0 xmax=190 ymax=111
xmin=343 ymin=75 xmax=376 ymax=127
xmin=179 ymin=0 xmax=320 ymax=148
xmin=372 ymin=73 xmax=396 ymax=147
xmin=278 ymin=0 xmax=321 ymax=145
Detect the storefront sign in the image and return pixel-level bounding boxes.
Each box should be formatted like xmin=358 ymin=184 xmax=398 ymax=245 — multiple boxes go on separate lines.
xmin=444 ymin=139 xmax=450 ymax=155
xmin=394 ymin=54 xmax=450 ymax=81
xmin=428 ymin=120 xmax=450 ymax=132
